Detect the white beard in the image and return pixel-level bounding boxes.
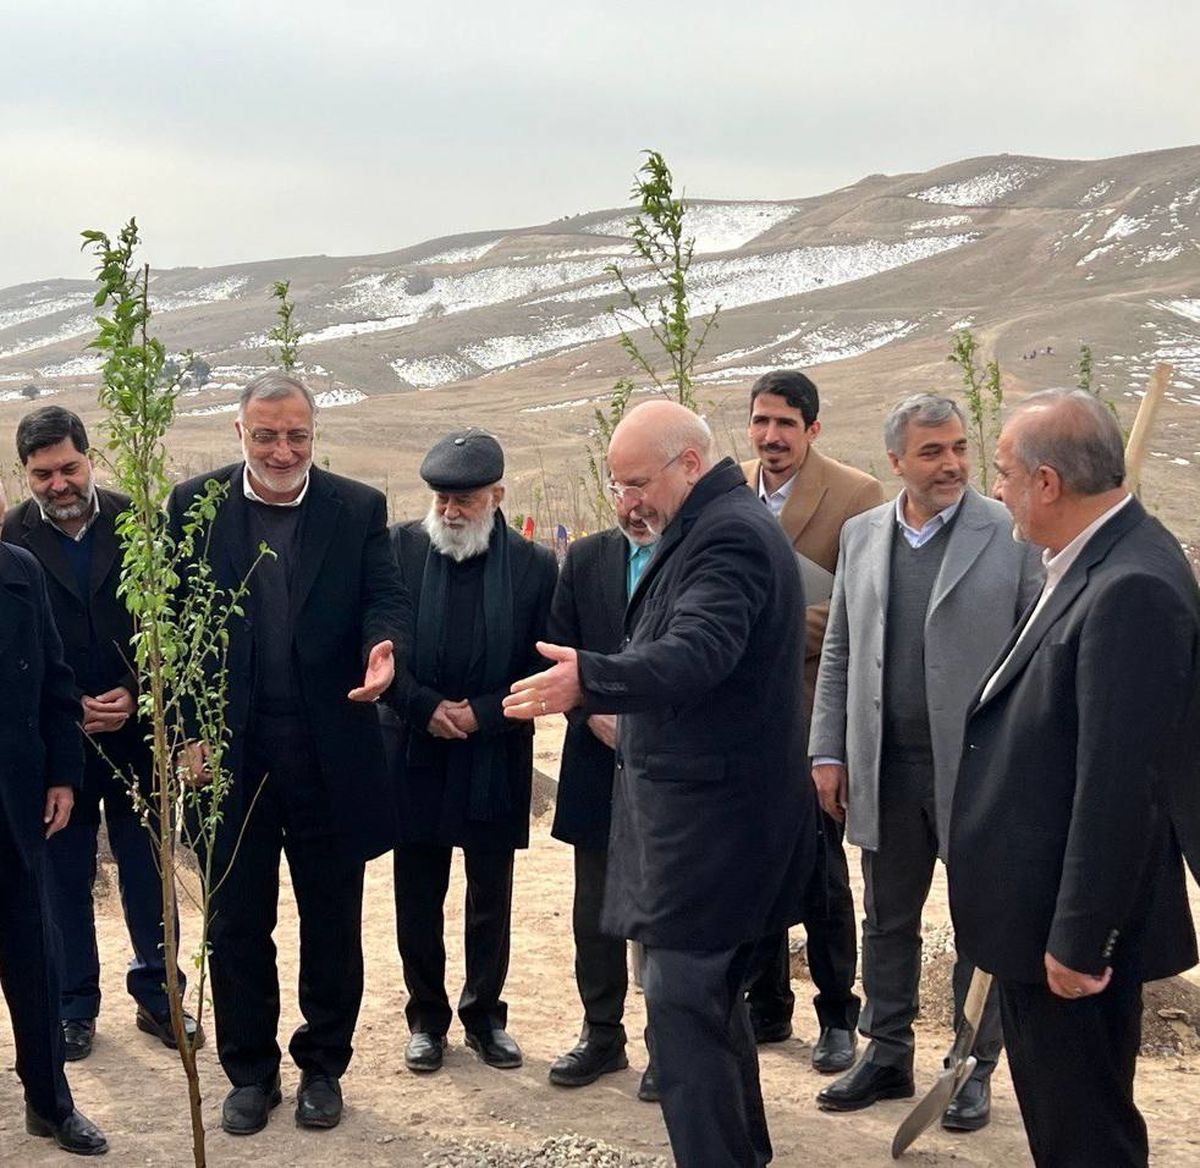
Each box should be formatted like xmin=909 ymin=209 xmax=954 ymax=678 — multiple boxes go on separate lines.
xmin=423 ymin=499 xmax=496 ymax=562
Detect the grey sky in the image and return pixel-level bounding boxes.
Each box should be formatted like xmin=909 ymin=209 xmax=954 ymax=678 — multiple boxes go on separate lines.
xmin=3 ymin=0 xmax=1198 ymax=289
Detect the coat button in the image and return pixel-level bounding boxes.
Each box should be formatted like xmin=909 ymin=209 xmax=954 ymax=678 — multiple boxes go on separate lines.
xmin=873 ymin=697 xmax=881 ymax=709
xmin=17 ymin=658 xmax=28 ymax=671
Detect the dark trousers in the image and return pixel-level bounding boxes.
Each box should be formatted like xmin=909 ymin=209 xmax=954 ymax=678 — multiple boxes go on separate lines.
xmin=209 ymin=718 xmax=366 ymax=1088
xmin=571 ymin=846 xmax=628 ymax=1047
xmin=860 ymin=758 xmax=1001 ymax=1072
xmin=644 ymin=943 xmax=771 ymax=1168
xmin=746 ymin=811 xmax=860 ymax=1033
xmin=0 ymin=848 xmax=74 ymax=1123
xmin=999 ymin=969 xmax=1148 ymax=1167
xmin=394 ymin=843 xmax=514 ymax=1036
xmin=47 ymin=760 xmax=181 ymax=1021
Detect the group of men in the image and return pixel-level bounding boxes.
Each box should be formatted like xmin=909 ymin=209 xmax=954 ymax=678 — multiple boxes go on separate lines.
xmin=0 ymin=365 xmax=1196 ymax=1168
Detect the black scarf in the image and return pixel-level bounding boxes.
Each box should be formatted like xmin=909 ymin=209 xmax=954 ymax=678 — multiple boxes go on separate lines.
xmin=412 ymin=512 xmax=515 ymax=821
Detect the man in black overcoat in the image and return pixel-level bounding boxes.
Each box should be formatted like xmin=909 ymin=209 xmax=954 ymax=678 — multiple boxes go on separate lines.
xmin=950 ymin=388 xmax=1200 ymax=1167
xmin=382 ymin=429 xmax=557 ymax=1075
xmin=0 ymin=540 xmax=108 ymax=1155
xmin=166 ymin=371 xmax=410 ymax=1137
xmin=4 ymin=406 xmax=197 ymax=1062
xmin=544 ymin=496 xmax=656 ymax=1090
xmin=505 ymin=401 xmax=817 ymax=1168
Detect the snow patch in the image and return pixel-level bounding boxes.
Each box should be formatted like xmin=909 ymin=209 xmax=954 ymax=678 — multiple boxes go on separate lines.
xmin=0 ymin=292 xmax=93 ymax=333
xmin=581 ymin=202 xmax=798 ymax=254
xmin=909 ymin=166 xmax=1041 ymax=207
xmin=1079 ymin=180 xmax=1113 ymax=206
xmin=1100 ymin=214 xmax=1150 ymax=243
xmin=314 ymin=388 xmax=366 ymax=408
xmin=419 ymin=241 xmax=499 ymax=266
xmin=907 ymin=216 xmax=972 ymax=232
xmin=391 ymin=355 xmax=475 ymax=389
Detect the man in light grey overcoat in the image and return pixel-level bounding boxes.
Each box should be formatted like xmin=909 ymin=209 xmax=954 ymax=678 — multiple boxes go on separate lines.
xmin=809 ymin=394 xmax=1042 ymax=1131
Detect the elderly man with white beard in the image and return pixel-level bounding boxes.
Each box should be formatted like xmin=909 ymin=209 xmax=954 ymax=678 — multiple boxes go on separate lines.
xmin=382 ymin=429 xmax=557 ymax=1075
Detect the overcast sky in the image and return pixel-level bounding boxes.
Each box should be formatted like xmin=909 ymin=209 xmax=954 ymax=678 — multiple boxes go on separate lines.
xmin=2 ymin=0 xmax=1198 ymax=289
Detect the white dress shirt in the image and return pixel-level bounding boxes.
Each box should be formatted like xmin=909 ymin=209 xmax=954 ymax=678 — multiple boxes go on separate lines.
xmin=757 ymin=468 xmax=797 ymax=517
xmin=242 ymin=464 xmax=310 ymax=508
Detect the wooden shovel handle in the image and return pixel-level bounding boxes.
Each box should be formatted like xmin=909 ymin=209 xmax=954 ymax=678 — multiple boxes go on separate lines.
xmin=1124 ymin=363 xmax=1172 ymax=494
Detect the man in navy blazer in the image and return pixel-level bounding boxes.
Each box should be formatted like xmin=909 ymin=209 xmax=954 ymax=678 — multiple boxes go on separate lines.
xmin=0 ymin=542 xmax=108 ymax=1155
xmin=505 ymin=400 xmax=816 ymax=1168
xmin=951 ymin=388 xmax=1200 ymax=1167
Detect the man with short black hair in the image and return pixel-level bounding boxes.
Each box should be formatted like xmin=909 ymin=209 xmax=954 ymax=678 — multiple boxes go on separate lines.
xmin=810 ymin=393 xmax=1042 ymax=1128
xmin=740 ymin=370 xmax=883 ymax=1072
xmin=4 ymin=405 xmax=198 ymax=1062
xmin=167 ymin=371 xmax=410 ymax=1137
xmin=385 ymin=429 xmax=557 ymax=1075
xmin=952 ymin=388 xmax=1200 ymax=1166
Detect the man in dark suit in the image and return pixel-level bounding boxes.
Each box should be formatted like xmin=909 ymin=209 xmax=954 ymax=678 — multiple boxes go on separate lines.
xmin=544 ymin=497 xmax=656 ymax=1090
xmin=4 ymin=406 xmax=198 ymax=1063
xmin=0 ymin=540 xmax=107 ymax=1155
xmin=950 ymin=388 xmax=1200 ymax=1167
xmin=167 ymin=371 xmax=410 ymax=1137
xmin=383 ymin=429 xmax=557 ymax=1075
xmin=505 ymin=401 xmax=817 ymax=1168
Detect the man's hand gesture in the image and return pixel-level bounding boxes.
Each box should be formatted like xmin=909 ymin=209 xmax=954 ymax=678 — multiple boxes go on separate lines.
xmin=503 ymin=642 xmax=582 ymax=720
xmin=349 ymin=640 xmax=395 ymax=702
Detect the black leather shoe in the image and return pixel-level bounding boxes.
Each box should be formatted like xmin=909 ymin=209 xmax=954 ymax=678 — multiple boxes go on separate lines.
xmin=637 ymin=1062 xmax=659 ymax=1103
xmin=811 ymin=1027 xmax=857 ymax=1074
xmin=295 ymin=1071 xmax=343 ymax=1129
xmin=135 ymin=1006 xmax=205 ymax=1051
xmin=548 ymin=1039 xmax=629 ymax=1087
xmin=751 ymin=1017 xmax=793 ymax=1045
xmin=62 ymin=1019 xmax=96 ymax=1062
xmin=942 ymin=1075 xmax=991 ymax=1131
xmin=816 ymin=1058 xmax=914 ymax=1112
xmin=404 ymin=1032 xmax=447 ymax=1073
xmin=465 ymin=1028 xmax=523 ymax=1069
xmin=221 ymin=1076 xmax=282 ymax=1135
xmin=26 ymin=1106 xmax=109 ymax=1156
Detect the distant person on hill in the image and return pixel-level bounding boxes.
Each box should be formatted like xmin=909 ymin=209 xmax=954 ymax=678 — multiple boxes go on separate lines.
xmin=810 ymin=393 xmax=1041 ymax=1130
xmin=504 ymin=401 xmax=816 ymax=1168
xmin=951 ymin=389 xmax=1200 ymax=1167
xmin=4 ymin=406 xmax=199 ymax=1065
xmin=739 ymin=369 xmax=884 ymax=1074
xmin=543 ymin=482 xmax=658 ymax=1094
xmin=381 ymin=429 xmax=557 ymax=1076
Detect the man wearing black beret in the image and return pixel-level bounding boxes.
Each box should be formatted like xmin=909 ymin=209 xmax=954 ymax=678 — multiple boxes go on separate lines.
xmin=382 ymin=429 xmax=557 ymax=1074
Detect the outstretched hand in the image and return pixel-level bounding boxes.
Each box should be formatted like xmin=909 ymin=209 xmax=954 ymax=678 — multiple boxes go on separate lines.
xmin=503 ymin=642 xmax=582 ymax=720
xmin=350 ymin=640 xmax=395 ymax=702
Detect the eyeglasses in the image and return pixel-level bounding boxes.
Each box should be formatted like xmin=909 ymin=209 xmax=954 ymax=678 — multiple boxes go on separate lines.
xmin=247 ymin=428 xmax=313 ymax=449
xmin=606 ymin=451 xmax=684 ymax=503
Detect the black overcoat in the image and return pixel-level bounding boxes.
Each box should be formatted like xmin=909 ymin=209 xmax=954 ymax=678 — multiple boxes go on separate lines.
xmin=3 ymin=489 xmax=151 ymax=801
xmin=949 ymin=498 xmax=1200 ymax=985
xmin=383 ymin=518 xmax=557 ymax=849
xmin=167 ymin=463 xmax=412 ymax=863
xmin=547 ymin=527 xmax=629 ymax=851
xmin=0 ymin=544 xmax=84 ymax=867
xmin=577 ymin=458 xmax=817 ymax=950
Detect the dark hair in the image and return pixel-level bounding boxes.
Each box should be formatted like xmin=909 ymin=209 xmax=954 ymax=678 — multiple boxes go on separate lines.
xmin=16 ymin=406 xmax=90 ymax=464
xmin=749 ymin=370 xmax=820 ymax=428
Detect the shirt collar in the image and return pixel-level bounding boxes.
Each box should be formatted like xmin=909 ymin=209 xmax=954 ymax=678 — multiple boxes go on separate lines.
xmin=243 ymin=463 xmax=310 ymax=508
xmin=756 ymin=467 xmax=797 ymax=503
xmin=36 ymin=487 xmax=100 ymax=543
xmin=1042 ymin=493 xmax=1133 ymax=590
xmin=894 ymin=491 xmax=961 ymax=541
xmin=625 ymin=535 xmax=656 ymax=561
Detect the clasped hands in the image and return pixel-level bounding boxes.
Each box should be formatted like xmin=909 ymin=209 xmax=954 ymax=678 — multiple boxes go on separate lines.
xmin=427 ymin=699 xmax=480 ymax=740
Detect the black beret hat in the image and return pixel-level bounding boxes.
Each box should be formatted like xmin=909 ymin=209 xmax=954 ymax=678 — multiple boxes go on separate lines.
xmin=420 ymin=428 xmax=505 ymax=491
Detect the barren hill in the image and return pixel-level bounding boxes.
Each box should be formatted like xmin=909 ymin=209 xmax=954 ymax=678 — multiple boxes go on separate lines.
xmin=1 ymin=146 xmax=1197 ymax=537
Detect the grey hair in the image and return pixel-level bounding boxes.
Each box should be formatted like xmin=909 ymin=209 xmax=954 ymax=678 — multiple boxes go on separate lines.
xmin=238 ymin=371 xmax=317 ymax=419
xmin=655 ymin=409 xmax=714 ymax=466
xmin=883 ymin=393 xmax=965 ymax=455
xmin=1009 ymin=388 xmax=1125 ymax=495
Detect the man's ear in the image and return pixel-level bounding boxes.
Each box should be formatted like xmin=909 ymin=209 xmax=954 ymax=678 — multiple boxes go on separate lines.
xmin=493 ymin=483 xmax=507 ymax=507
xmin=807 ymin=420 xmax=822 ymax=441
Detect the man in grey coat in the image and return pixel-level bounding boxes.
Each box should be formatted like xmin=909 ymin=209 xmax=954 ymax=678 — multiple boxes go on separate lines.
xmin=809 ymin=393 xmax=1042 ymax=1129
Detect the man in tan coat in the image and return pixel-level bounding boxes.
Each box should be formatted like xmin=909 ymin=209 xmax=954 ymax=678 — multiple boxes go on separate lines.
xmin=739 ymin=369 xmax=884 ymax=1072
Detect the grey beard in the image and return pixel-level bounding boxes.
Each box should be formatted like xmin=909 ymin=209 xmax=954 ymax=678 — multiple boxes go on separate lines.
xmin=423 ymin=501 xmax=496 ymax=562
xmin=39 ymin=481 xmax=95 ymax=521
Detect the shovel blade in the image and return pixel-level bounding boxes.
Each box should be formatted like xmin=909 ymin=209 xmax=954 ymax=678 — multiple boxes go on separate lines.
xmin=890 ymin=1054 xmax=977 ymax=1159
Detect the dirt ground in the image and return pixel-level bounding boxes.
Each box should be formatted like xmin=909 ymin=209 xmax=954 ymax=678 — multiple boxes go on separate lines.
xmin=2 ymin=718 xmax=1199 ymax=1167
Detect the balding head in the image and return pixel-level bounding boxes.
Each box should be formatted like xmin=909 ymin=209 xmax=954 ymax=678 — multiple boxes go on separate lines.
xmin=993 ymin=388 xmax=1128 ymax=552
xmin=1006 ymin=388 xmax=1125 ymax=495
xmin=606 ymin=400 xmax=714 ymax=535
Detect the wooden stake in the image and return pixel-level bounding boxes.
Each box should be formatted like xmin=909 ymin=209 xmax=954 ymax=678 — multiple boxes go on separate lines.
xmin=1124 ymin=363 xmax=1172 ymax=495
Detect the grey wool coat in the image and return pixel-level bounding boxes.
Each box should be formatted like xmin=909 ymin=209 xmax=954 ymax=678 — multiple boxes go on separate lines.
xmin=808 ymin=487 xmax=1043 ymax=857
